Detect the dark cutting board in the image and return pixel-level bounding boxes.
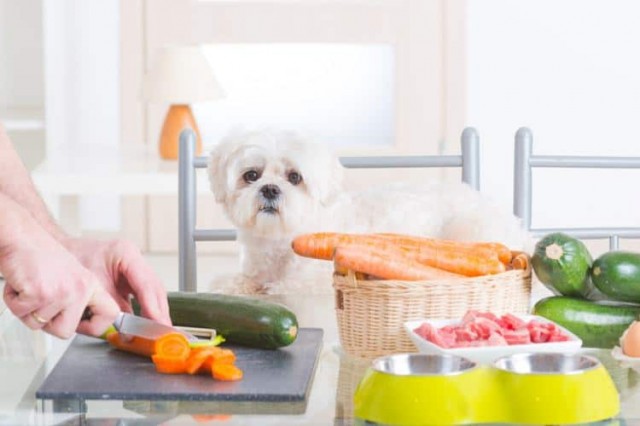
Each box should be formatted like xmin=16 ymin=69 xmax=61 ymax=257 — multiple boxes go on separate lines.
xmin=36 ymin=328 xmax=323 ymax=411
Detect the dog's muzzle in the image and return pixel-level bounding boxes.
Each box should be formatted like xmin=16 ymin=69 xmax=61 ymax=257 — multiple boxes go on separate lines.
xmin=258 ymin=184 xmax=281 ymax=214
xmin=260 ymin=184 xmax=281 ymax=200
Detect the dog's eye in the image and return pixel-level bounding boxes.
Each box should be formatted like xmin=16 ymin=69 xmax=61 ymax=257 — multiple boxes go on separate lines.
xmin=287 ymin=171 xmax=302 ymax=185
xmin=243 ymin=170 xmax=260 ymax=183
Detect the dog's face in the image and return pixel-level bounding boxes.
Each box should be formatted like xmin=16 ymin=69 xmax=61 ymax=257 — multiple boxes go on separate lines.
xmin=208 ymin=130 xmax=343 ymax=238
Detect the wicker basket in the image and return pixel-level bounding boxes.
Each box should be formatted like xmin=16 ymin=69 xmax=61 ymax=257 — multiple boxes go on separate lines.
xmin=333 ymin=263 xmax=532 ymax=360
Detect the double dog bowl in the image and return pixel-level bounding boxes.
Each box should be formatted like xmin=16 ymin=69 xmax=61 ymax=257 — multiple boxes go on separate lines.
xmin=353 ymin=352 xmax=619 ymax=425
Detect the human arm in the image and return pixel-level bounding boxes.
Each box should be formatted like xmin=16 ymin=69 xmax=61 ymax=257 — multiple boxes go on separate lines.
xmin=0 ymin=123 xmax=170 ymax=325
xmin=0 ymin=123 xmax=66 ymax=241
xmin=0 ymin=192 xmax=119 ymax=338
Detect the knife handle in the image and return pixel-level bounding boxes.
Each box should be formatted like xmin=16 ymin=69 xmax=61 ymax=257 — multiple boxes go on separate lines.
xmin=81 ymin=307 xmax=94 ymax=321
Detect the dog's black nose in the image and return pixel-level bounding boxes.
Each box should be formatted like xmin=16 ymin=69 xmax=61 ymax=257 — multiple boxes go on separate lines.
xmin=260 ymin=184 xmax=281 ymax=200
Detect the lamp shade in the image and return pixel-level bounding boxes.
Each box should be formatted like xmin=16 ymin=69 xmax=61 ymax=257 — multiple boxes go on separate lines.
xmin=143 ymin=45 xmax=225 ymax=104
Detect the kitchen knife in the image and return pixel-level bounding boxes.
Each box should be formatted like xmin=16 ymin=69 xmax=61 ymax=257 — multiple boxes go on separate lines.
xmin=113 ymin=312 xmax=198 ymax=342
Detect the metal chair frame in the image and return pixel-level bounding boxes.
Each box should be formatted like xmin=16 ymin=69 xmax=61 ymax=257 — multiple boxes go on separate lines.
xmin=513 ymin=127 xmax=640 ymax=250
xmin=178 ymin=128 xmax=481 ymax=292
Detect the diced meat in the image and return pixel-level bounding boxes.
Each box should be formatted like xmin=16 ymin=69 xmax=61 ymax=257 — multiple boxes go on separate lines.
xmin=502 ymin=328 xmax=531 ymax=345
xmin=501 ymin=313 xmax=527 ymax=330
xmin=414 ymin=311 xmax=572 ymax=349
xmin=487 ymin=332 xmax=508 ymax=346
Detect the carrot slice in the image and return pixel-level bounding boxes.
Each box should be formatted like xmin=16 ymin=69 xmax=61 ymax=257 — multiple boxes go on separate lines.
xmin=155 ymin=332 xmax=191 ymax=359
xmin=186 ymin=347 xmax=218 ymax=375
xmin=213 ymin=348 xmax=237 ymax=365
xmin=152 ymin=354 xmax=188 ymax=374
xmin=212 ymin=363 xmax=243 ymax=381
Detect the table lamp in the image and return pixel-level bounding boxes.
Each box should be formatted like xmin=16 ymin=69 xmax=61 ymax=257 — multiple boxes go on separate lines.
xmin=143 ymin=45 xmax=224 ymax=160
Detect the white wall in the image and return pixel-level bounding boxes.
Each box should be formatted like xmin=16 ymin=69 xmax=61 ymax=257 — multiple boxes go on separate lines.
xmin=0 ymin=0 xmax=43 ymax=109
xmin=44 ymin=0 xmax=121 ymax=231
xmin=466 ymin=0 xmax=640 ymax=230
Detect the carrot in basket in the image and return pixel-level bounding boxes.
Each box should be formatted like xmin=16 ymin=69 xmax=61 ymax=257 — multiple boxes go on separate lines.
xmin=374 ymin=233 xmax=513 ymax=265
xmin=334 ymin=245 xmax=464 ymax=281
xmin=292 ymin=232 xmax=369 ymax=260
xmin=294 ymin=232 xmax=508 ymax=276
xmin=372 ymin=233 xmax=507 ymax=276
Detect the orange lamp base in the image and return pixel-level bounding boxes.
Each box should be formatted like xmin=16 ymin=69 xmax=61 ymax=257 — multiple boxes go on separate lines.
xmin=159 ymin=104 xmax=203 ymax=160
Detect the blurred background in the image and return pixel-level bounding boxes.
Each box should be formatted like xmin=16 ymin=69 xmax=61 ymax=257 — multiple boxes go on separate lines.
xmin=2 ymin=0 xmax=640 ymax=286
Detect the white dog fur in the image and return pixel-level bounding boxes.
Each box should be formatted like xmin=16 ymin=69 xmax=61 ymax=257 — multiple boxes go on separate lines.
xmin=208 ymin=129 xmax=529 ymax=295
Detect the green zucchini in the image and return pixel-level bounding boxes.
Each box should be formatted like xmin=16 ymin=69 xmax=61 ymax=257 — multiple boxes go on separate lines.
xmin=134 ymin=292 xmax=298 ymax=349
xmin=591 ymin=251 xmax=640 ymax=303
xmin=531 ymin=232 xmax=596 ymax=298
xmin=533 ymin=296 xmax=640 ymax=348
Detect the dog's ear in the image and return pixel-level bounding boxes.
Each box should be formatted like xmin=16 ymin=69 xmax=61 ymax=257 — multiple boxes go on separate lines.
xmin=208 ymin=143 xmax=230 ymax=204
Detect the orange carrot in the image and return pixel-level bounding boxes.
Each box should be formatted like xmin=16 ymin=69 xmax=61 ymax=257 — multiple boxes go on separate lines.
xmin=152 ymin=354 xmax=188 ymax=374
xmin=292 ymin=232 xmax=369 ymax=260
xmin=155 ymin=332 xmax=191 ymax=359
xmin=372 ymin=235 xmax=506 ymax=276
xmin=510 ymin=251 xmax=530 ymax=270
xmin=294 ymin=232 xmax=509 ymax=277
xmin=106 ymin=332 xmax=156 ymax=357
xmin=107 ymin=331 xmax=191 ymax=360
xmin=334 ymin=245 xmax=464 ymax=281
xmin=212 ymin=363 xmax=244 ymax=381
xmin=374 ymin=233 xmax=512 ymax=265
xmin=185 ymin=347 xmax=218 ymax=375
xmin=150 ymin=333 xmax=192 ymax=374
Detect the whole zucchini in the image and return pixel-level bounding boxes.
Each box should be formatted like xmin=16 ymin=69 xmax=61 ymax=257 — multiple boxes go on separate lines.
xmin=531 ymin=232 xmax=596 ymax=298
xmin=135 ymin=292 xmax=298 ymax=349
xmin=533 ymin=296 xmax=640 ymax=348
xmin=591 ymin=251 xmax=640 ymax=303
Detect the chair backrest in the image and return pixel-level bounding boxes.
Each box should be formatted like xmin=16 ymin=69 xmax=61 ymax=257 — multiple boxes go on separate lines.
xmin=178 ymin=128 xmax=481 ymax=292
xmin=513 ymin=127 xmax=640 ymax=250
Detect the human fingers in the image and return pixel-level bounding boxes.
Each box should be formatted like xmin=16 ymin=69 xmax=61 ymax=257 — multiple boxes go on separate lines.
xmin=117 ymin=245 xmax=171 ymax=325
xmin=75 ymin=286 xmax=120 ymax=337
xmin=42 ymin=293 xmax=89 ymax=339
xmin=20 ymin=301 xmax=65 ymax=330
xmin=3 ymin=283 xmax=43 ymax=319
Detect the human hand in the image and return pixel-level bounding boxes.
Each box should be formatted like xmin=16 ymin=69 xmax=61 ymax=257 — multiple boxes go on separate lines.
xmin=62 ymin=238 xmax=171 ymax=325
xmin=0 ymin=221 xmax=120 ymax=338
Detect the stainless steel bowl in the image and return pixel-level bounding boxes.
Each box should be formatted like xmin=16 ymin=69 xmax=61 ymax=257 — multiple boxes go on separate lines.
xmin=494 ymin=352 xmax=599 ymax=375
xmin=371 ymin=353 xmax=477 ymax=376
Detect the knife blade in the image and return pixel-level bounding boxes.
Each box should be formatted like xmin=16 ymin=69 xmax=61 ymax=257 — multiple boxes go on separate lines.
xmin=113 ymin=312 xmax=198 ymax=342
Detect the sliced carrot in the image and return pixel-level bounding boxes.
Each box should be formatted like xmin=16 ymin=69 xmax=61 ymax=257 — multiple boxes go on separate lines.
xmin=334 ymin=245 xmax=463 ymax=281
xmin=213 ymin=348 xmax=237 ymax=364
xmin=152 ymin=354 xmax=188 ymax=374
xmin=155 ymin=332 xmax=191 ymax=359
xmin=186 ymin=347 xmax=218 ymax=375
xmin=212 ymin=363 xmax=243 ymax=381
xmin=106 ymin=332 xmax=156 ymax=357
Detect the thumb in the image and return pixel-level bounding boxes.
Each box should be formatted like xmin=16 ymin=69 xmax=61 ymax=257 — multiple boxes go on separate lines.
xmin=76 ymin=286 xmax=120 ymax=337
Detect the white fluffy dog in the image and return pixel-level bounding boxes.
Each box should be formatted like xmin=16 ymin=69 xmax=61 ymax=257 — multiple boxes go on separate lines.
xmin=208 ymin=129 xmax=528 ymax=295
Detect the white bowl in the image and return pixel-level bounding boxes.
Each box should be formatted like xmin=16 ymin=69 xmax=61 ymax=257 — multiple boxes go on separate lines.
xmin=404 ymin=315 xmax=583 ymax=364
